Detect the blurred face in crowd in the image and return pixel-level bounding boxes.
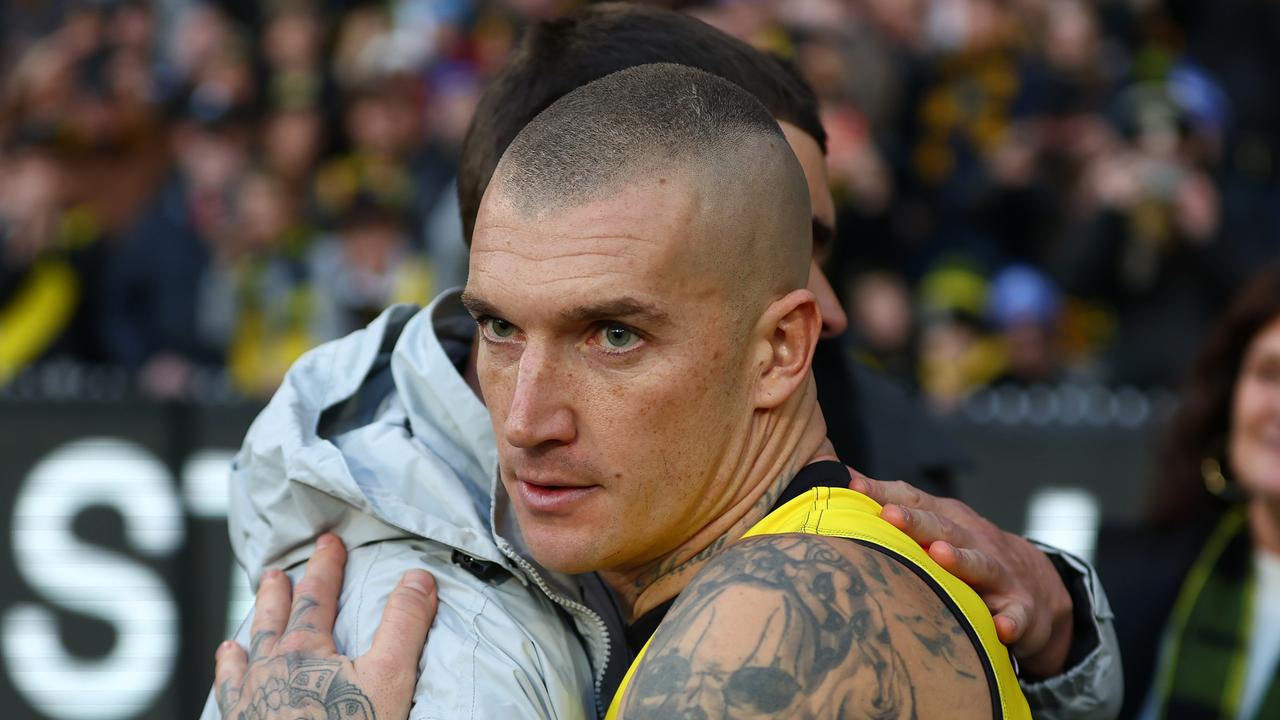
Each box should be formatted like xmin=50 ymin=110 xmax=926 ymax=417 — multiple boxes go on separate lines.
xmin=340 ymin=213 xmax=408 ymax=277
xmin=850 ymin=271 xmax=913 ymax=354
xmin=237 ymin=173 xmax=294 ymax=252
xmin=172 ymin=123 xmax=249 ymax=193
xmin=467 ymin=134 xmax=812 ymax=575
xmin=264 ymin=109 xmax=324 ymax=180
xmin=109 ymin=2 xmax=153 ymax=53
xmin=0 ymin=151 xmax=62 ymax=263
xmin=346 ymin=87 xmax=419 ymax=157
xmin=264 ymin=10 xmax=323 ymax=70
xmin=1230 ymin=315 xmax=1280 ymax=502
xmin=174 ymin=5 xmax=232 ymax=80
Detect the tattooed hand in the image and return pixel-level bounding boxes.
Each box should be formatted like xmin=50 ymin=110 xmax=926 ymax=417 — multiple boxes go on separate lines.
xmin=848 ymin=471 xmax=1073 ymax=679
xmin=213 ymin=533 xmax=437 ymax=720
xmin=620 ymin=534 xmax=989 ymax=719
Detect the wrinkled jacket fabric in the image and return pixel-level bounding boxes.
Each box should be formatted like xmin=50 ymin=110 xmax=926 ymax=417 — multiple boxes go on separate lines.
xmin=200 ymin=294 xmax=602 ymax=719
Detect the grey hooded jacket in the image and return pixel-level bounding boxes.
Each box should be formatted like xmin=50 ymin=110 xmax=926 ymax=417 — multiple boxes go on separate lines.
xmin=201 ymin=290 xmax=1120 ymax=719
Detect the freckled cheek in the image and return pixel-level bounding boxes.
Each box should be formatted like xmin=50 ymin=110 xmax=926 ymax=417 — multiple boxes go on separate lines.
xmin=477 ymin=360 xmax=519 ymax=428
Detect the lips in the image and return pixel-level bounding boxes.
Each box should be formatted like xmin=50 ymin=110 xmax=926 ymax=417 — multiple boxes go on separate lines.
xmin=514 ymin=475 xmax=599 ymax=514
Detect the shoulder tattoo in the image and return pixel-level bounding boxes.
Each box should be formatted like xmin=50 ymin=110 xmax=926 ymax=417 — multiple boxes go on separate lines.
xmin=621 ymin=534 xmax=982 ymax=719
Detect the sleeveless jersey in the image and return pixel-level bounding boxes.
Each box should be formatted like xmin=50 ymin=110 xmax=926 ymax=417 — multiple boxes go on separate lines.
xmin=606 ymin=483 xmax=1032 ymax=719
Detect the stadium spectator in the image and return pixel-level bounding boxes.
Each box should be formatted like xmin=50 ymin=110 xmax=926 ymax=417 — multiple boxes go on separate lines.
xmin=1098 ymin=266 xmax=1280 ymax=719
xmin=309 ymin=154 xmax=433 ymax=340
xmin=1057 ymin=67 xmax=1233 ymax=389
xmin=216 ymin=169 xmax=323 ymax=397
xmin=988 ymin=263 xmax=1065 ymax=387
xmin=0 ymin=144 xmax=108 ymax=382
xmin=99 ymin=93 xmax=252 ymax=396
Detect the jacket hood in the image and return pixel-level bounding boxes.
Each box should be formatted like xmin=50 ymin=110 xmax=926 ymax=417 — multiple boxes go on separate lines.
xmin=227 ymin=292 xmax=521 ymax=584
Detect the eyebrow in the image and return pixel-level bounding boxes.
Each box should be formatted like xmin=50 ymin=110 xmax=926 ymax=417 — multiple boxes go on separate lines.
xmin=460 ymin=290 xmax=499 ymax=319
xmin=562 ymin=297 xmax=670 ymax=326
xmin=461 ymin=291 xmax=670 ymax=326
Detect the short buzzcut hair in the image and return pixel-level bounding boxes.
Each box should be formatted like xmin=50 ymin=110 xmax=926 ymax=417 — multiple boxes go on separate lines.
xmin=494 ymin=63 xmax=785 ymax=216
xmin=458 ymin=2 xmax=824 ymax=243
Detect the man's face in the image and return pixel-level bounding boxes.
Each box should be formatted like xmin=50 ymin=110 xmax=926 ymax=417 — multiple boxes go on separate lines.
xmin=778 ymin=122 xmax=849 ymax=338
xmin=465 ymin=175 xmax=760 ymax=574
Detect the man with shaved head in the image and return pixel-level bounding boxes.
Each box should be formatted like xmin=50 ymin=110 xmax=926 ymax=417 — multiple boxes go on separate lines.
xmin=213 ymin=60 xmax=1027 ymax=719
xmin=464 ymin=61 xmax=1024 ymax=718
xmin=209 ymin=5 xmax=1119 ymax=720
xmin=469 ymin=61 xmax=817 ymax=584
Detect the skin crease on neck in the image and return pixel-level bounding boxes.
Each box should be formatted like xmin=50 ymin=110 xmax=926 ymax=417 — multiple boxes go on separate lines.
xmin=461 ymin=122 xmax=845 ymax=620
xmin=1231 ymin=315 xmax=1280 ymax=557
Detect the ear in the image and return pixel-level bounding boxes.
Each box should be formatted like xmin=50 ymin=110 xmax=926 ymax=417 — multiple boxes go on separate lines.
xmin=752 ymin=288 xmax=822 ymax=410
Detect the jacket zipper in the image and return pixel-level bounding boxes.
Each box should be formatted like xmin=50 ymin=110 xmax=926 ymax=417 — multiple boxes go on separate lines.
xmin=495 ymin=535 xmax=613 ymax=719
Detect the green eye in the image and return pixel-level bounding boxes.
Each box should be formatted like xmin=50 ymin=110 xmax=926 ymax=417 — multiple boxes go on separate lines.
xmin=601 ymin=325 xmax=637 ymax=349
xmin=487 ymin=318 xmax=516 ymax=338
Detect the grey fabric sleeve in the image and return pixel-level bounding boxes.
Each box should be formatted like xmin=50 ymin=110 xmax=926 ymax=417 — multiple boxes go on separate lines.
xmin=1019 ymin=542 xmax=1123 ymax=720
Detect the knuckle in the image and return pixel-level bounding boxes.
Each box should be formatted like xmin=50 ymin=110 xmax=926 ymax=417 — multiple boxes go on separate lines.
xmin=937 ymin=513 xmax=960 ymax=537
xmin=367 ymin=652 xmax=418 ymax=689
xmin=922 ymin=513 xmax=945 ymax=537
xmin=294 ymin=574 xmax=322 ymax=596
xmin=255 ymin=570 xmax=290 ymax=598
xmin=275 ymin=629 xmax=311 ymax=652
xmin=385 ymin=592 xmax=430 ymax=627
xmin=255 ymin=582 xmax=280 ymax=604
xmin=981 ymin=553 xmax=1003 ymax=577
xmin=215 ymin=642 xmax=245 ymax=669
xmin=1010 ymin=593 xmax=1034 ymax=613
xmin=937 ymin=497 xmax=962 ymax=516
xmin=899 ymin=483 xmax=923 ymax=506
xmin=970 ymin=549 xmax=997 ymax=575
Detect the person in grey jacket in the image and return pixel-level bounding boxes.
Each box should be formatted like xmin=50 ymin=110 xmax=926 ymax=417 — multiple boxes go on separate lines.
xmin=207 ymin=5 xmax=1121 ymax=719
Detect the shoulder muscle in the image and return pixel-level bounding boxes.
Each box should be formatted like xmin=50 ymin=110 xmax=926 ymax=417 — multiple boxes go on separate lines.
xmin=620 ymin=533 xmax=992 ymax=719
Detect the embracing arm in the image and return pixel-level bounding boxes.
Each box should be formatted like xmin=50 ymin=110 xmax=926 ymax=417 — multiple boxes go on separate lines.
xmin=617 ymin=533 xmax=993 ymax=720
xmin=1019 ymin=542 xmax=1122 ymax=720
xmin=204 ymin=536 xmax=593 ymax=720
xmin=207 ymin=534 xmax=436 ymax=720
xmin=850 ymin=474 xmax=1123 ymax=720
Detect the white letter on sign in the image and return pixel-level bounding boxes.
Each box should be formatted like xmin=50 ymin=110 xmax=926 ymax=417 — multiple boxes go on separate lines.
xmin=2 ymin=438 xmax=184 ymax=719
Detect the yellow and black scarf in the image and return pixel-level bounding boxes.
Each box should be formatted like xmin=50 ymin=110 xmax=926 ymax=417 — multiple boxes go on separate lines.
xmin=1152 ymin=506 xmax=1280 ymax=719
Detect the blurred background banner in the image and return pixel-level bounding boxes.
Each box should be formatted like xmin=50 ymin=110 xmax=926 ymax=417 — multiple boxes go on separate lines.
xmin=0 ymin=390 xmax=258 ymax=719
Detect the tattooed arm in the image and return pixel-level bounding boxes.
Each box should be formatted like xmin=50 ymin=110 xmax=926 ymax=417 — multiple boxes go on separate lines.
xmin=619 ymin=534 xmax=992 ymax=720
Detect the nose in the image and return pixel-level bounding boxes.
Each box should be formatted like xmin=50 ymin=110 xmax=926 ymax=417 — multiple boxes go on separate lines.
xmin=503 ymin=345 xmax=577 ymax=449
xmin=808 ymin=259 xmax=849 ymax=338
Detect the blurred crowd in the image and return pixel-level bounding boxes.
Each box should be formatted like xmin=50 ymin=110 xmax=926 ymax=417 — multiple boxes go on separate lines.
xmin=1 ymin=0 xmax=1276 ymax=405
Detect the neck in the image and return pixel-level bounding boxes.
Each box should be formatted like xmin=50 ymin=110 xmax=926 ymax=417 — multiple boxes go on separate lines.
xmin=599 ymin=376 xmax=837 ymax=622
xmin=1250 ymin=496 xmax=1280 ymax=557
